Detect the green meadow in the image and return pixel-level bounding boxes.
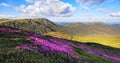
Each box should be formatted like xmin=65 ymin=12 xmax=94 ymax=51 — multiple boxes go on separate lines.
xmin=46 ymin=32 xmax=120 ymax=48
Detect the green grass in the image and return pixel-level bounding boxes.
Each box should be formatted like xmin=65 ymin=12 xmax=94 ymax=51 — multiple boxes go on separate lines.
xmin=73 ymin=36 xmax=120 ymax=48
xmin=0 ymin=31 xmax=77 ymax=63
xmin=73 ymin=46 xmax=114 ymax=63
xmin=0 ymin=28 xmax=119 ymax=63
xmin=0 ymin=49 xmax=78 ymax=63
xmin=0 ymin=33 xmax=30 ymax=53
xmin=46 ymin=32 xmax=120 ymax=48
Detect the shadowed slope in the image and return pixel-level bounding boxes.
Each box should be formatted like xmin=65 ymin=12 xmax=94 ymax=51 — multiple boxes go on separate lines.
xmin=63 ymin=22 xmax=120 ymax=36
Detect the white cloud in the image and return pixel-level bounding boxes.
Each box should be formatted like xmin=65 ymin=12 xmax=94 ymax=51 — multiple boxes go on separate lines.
xmin=16 ymin=0 xmax=75 ymax=17
xmin=110 ymin=12 xmax=120 ymax=17
xmin=76 ymin=0 xmax=106 ymax=10
xmin=25 ymin=0 xmax=41 ymax=3
xmin=80 ymin=4 xmax=89 ymax=10
xmin=48 ymin=17 xmax=120 ymax=23
xmin=76 ymin=0 xmax=105 ymax=5
xmin=96 ymin=8 xmax=109 ymax=13
xmin=0 ymin=3 xmax=17 ymax=10
xmin=0 ymin=0 xmax=75 ymax=17
xmin=0 ymin=3 xmax=10 ymax=7
xmin=0 ymin=14 xmax=15 ymax=18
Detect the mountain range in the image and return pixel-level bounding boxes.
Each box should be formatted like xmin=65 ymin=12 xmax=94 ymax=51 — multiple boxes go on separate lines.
xmin=0 ymin=18 xmax=120 ymax=36
xmin=0 ymin=18 xmax=120 ymax=63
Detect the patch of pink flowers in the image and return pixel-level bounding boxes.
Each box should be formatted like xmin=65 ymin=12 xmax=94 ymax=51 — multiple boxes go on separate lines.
xmin=2 ymin=25 xmax=118 ymax=62
xmin=77 ymin=44 xmax=120 ymax=62
xmin=29 ymin=36 xmax=76 ymax=57
xmin=15 ymin=44 xmax=38 ymax=52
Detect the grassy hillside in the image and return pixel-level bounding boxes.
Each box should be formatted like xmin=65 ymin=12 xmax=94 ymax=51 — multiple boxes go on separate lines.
xmin=46 ymin=32 xmax=120 ymax=48
xmin=1 ymin=18 xmax=120 ymax=48
xmin=1 ymin=26 xmax=120 ymax=63
xmin=44 ymin=22 xmax=119 ymax=48
xmin=0 ymin=18 xmax=120 ymax=36
xmin=0 ymin=18 xmax=62 ymax=34
xmin=63 ymin=22 xmax=120 ymax=36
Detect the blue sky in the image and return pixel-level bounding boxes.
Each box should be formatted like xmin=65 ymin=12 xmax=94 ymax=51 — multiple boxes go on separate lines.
xmin=0 ymin=0 xmax=120 ymax=23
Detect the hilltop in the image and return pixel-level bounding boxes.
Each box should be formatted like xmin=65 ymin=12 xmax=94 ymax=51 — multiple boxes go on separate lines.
xmin=0 ymin=18 xmax=62 ymax=34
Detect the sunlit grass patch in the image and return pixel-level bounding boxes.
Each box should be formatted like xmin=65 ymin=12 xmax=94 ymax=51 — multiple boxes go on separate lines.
xmin=73 ymin=36 xmax=120 ymax=48
xmin=46 ymin=32 xmax=120 ymax=48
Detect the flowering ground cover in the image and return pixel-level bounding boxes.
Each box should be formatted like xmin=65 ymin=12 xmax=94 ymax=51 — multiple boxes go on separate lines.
xmin=0 ymin=26 xmax=120 ymax=63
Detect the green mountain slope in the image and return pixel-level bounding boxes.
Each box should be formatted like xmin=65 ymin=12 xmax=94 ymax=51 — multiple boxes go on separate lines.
xmin=1 ymin=26 xmax=120 ymax=63
xmin=0 ymin=18 xmax=120 ymax=36
xmin=0 ymin=18 xmax=62 ymax=34
xmin=0 ymin=18 xmax=120 ymax=48
xmin=46 ymin=22 xmax=120 ymax=48
xmin=63 ymin=22 xmax=120 ymax=36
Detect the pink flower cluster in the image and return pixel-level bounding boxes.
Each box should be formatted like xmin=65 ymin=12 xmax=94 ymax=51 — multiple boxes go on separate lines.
xmin=29 ymin=36 xmax=75 ymax=56
xmin=15 ymin=32 xmax=120 ymax=62
xmin=15 ymin=44 xmax=37 ymax=52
